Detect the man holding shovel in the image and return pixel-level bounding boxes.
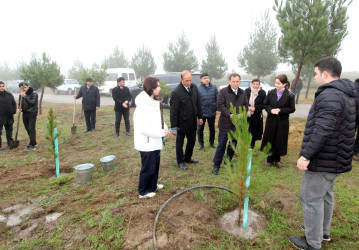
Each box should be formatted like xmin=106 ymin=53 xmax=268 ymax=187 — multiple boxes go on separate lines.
xmin=17 ymin=82 xmax=39 ymax=151
xmin=0 ymin=81 xmax=16 ymax=150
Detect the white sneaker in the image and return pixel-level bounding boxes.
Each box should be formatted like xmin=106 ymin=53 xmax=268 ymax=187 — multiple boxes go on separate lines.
xmin=157 ymin=184 xmax=164 ymax=190
xmin=139 ymin=192 xmax=156 ymax=199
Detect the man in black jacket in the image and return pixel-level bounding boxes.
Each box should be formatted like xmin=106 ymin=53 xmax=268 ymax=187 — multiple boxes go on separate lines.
xmin=170 ymin=71 xmax=203 ymax=170
xmin=0 ymin=81 xmax=16 ymax=150
xmin=290 ymin=57 xmax=356 ymax=250
xmin=112 ymin=77 xmax=132 ymax=137
xmin=18 ymin=82 xmax=39 ymax=151
xmin=75 ymin=78 xmax=100 ymax=132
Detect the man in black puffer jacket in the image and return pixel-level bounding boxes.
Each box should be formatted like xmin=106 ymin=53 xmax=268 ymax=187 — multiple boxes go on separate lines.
xmin=18 ymin=82 xmax=39 ymax=151
xmin=289 ymin=57 xmax=356 ymax=250
xmin=0 ymin=81 xmax=16 ymax=150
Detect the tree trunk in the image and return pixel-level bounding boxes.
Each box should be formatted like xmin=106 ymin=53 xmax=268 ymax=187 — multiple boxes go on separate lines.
xmin=39 ymin=87 xmax=44 ymax=115
xmin=290 ymin=62 xmax=303 ymax=93
xmin=305 ymin=76 xmax=312 ymax=99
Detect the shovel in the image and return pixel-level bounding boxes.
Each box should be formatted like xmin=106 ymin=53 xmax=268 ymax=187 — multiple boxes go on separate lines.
xmin=71 ymin=89 xmax=77 ymax=134
xmin=9 ymin=96 xmax=23 ymax=149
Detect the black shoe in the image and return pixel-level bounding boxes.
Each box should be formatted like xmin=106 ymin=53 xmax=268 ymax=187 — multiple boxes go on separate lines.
xmin=178 ymin=163 xmax=188 ymax=170
xmin=289 ymin=236 xmax=321 ymax=250
xmin=114 ymin=133 xmax=119 ymax=138
xmin=212 ymin=167 xmax=219 ymax=175
xmin=210 ymin=143 xmax=217 ymax=148
xmin=24 ymin=145 xmax=36 ymax=151
xmin=230 ymin=162 xmax=235 ymax=168
xmin=126 ymin=132 xmax=131 ymax=136
xmin=185 ymin=158 xmax=199 ymax=163
xmin=84 ymin=129 xmax=91 ymax=133
xmin=301 ymin=225 xmax=331 ymax=241
xmin=198 ymin=144 xmax=204 ymax=150
xmin=91 ymin=129 xmax=95 ymax=132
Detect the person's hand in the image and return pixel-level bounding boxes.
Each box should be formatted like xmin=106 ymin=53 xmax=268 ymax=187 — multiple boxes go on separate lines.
xmin=250 ymin=106 xmax=255 ymax=112
xmin=171 ymin=130 xmax=177 ymax=135
xmin=199 ymin=119 xmax=203 ymax=125
xmin=122 ymin=103 xmax=128 ymax=108
xmin=297 ymin=156 xmax=310 ymax=171
xmin=20 ymin=91 xmax=25 ymax=97
xmin=17 ymin=109 xmax=22 ymax=113
xmin=164 ymin=128 xmax=170 ymax=137
xmin=124 ymin=100 xmax=128 ymax=104
xmin=216 ymin=111 xmax=220 ymax=115
xmin=230 ymin=114 xmax=233 ymax=119
xmin=96 ymin=107 xmax=99 ymax=110
xmin=74 ymin=95 xmax=77 ymax=100
xmin=271 ymin=108 xmax=280 ymax=115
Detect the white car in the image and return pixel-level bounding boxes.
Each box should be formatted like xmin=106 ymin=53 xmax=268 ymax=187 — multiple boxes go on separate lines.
xmin=53 ymin=79 xmax=81 ymax=95
xmin=219 ymin=80 xmax=275 ymax=94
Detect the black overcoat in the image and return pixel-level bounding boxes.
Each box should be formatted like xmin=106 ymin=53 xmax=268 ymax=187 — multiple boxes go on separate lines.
xmin=170 ymin=83 xmax=203 ymax=133
xmin=245 ymin=88 xmax=266 ymax=141
xmin=261 ymin=88 xmax=295 ymax=156
xmin=112 ymin=86 xmax=132 ymax=112
xmin=0 ymin=90 xmax=16 ymax=124
xmin=76 ymin=85 xmax=100 ymax=111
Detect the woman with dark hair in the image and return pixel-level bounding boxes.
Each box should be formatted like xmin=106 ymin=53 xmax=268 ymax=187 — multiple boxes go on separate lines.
xmin=133 ymin=77 xmax=170 ymax=198
xmin=261 ymin=74 xmax=295 ymax=168
xmin=245 ymin=78 xmax=266 ymax=148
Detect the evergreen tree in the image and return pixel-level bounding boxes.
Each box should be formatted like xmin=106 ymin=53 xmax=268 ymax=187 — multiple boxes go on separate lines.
xmin=103 ymin=46 xmax=128 ymax=68
xmin=0 ymin=61 xmax=16 ymax=80
xmin=274 ymin=0 xmax=351 ymax=91
xmin=163 ymin=33 xmax=199 ymax=72
xmin=201 ymin=35 xmax=228 ymax=79
xmin=20 ymin=52 xmax=64 ymax=114
xmin=68 ymin=59 xmax=85 ymax=81
xmin=238 ymin=10 xmax=279 ymax=78
xmin=131 ymin=45 xmax=156 ymax=80
xmin=78 ymin=63 xmax=108 ymax=87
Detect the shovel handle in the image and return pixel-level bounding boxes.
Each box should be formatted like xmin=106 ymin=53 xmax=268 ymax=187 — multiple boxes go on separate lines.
xmin=73 ymin=89 xmax=76 ymax=124
xmin=14 ymin=96 xmax=23 ymax=141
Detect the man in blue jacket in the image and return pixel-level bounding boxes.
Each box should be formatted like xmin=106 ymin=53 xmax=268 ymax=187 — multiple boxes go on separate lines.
xmin=75 ymin=78 xmax=100 ymax=132
xmin=290 ymin=57 xmax=356 ymax=250
xmin=197 ymin=73 xmax=218 ymax=150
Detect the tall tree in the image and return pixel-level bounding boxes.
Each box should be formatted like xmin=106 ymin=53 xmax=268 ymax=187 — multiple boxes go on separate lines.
xmin=68 ymin=59 xmax=85 ymax=81
xmin=238 ymin=10 xmax=279 ymax=78
xmin=274 ymin=0 xmax=351 ymax=91
xmin=78 ymin=63 xmax=108 ymax=87
xmin=130 ymin=45 xmax=156 ymax=80
xmin=163 ymin=33 xmax=199 ymax=72
xmin=20 ymin=52 xmax=64 ymax=114
xmin=103 ymin=46 xmax=128 ymax=68
xmin=0 ymin=61 xmax=15 ymax=80
xmin=201 ymin=35 xmax=228 ymax=79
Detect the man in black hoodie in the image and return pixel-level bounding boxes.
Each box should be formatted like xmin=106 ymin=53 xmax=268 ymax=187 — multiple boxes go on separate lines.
xmin=18 ymin=82 xmax=39 ymax=151
xmin=290 ymin=57 xmax=356 ymax=250
xmin=0 ymin=81 xmax=16 ymax=150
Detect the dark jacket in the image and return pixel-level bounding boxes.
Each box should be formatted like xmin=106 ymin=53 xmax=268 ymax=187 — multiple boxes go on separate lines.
xmin=170 ymin=83 xmax=203 ymax=133
xmin=76 ymin=85 xmax=100 ymax=111
xmin=217 ymin=85 xmax=248 ymax=132
xmin=0 ymin=90 xmax=16 ymax=124
xmin=300 ymin=78 xmax=356 ymax=173
xmin=198 ymin=82 xmax=218 ymax=117
xmin=261 ymin=88 xmax=295 ymax=155
xmin=353 ymin=78 xmax=359 ymax=123
xmin=19 ymin=87 xmax=38 ymax=116
xmin=112 ymin=85 xmax=132 ymax=112
xmin=245 ymin=88 xmax=266 ymax=141
xmin=294 ymin=78 xmax=303 ymax=92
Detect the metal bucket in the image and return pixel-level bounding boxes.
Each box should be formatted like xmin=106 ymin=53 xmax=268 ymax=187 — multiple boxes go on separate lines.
xmin=100 ymin=155 xmax=116 ymax=172
xmin=74 ymin=164 xmax=95 ymax=184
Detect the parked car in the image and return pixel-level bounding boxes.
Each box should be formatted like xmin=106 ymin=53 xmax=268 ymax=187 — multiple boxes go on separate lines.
xmin=100 ymin=68 xmax=137 ymax=95
xmin=219 ymin=80 xmax=275 ymax=94
xmin=53 ymin=79 xmax=81 ymax=95
xmin=5 ymin=80 xmax=23 ymax=93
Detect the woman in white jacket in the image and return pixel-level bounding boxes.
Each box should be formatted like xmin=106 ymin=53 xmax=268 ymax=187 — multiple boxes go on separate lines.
xmin=133 ymin=77 xmax=170 ymax=198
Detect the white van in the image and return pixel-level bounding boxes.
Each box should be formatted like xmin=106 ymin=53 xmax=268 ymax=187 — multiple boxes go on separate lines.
xmin=100 ymin=68 xmax=137 ymax=95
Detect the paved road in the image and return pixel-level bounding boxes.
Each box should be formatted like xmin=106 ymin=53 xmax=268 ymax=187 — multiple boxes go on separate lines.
xmin=14 ymin=93 xmax=311 ymax=118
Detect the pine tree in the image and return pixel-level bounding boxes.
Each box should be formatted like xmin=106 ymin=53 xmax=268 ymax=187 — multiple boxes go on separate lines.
xmin=131 ymin=45 xmax=157 ymax=80
xmin=103 ymin=46 xmax=128 ymax=68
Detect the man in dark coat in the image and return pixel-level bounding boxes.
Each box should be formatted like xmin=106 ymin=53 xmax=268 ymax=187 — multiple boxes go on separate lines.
xmin=212 ymin=73 xmax=248 ymax=175
xmin=18 ymin=82 xmax=39 ymax=151
xmin=290 ymin=57 xmax=356 ymax=250
xmin=293 ymin=77 xmax=303 ymax=104
xmin=170 ymin=70 xmax=203 ymax=170
xmin=112 ymin=77 xmax=132 ymax=137
xmin=0 ymin=81 xmax=16 ymax=150
xmin=197 ymin=73 xmax=218 ymax=150
xmin=75 ymin=78 xmax=100 ymax=132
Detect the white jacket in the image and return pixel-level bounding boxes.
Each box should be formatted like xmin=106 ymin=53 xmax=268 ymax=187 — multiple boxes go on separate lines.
xmin=133 ymin=91 xmax=168 ymax=152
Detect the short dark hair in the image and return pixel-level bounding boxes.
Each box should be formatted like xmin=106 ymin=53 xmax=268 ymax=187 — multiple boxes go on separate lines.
xmin=117 ymin=77 xmax=125 ymax=83
xmin=252 ymin=78 xmax=260 ymax=83
xmin=18 ymin=82 xmax=28 ymax=88
xmin=229 ymin=73 xmax=241 ymax=80
xmin=200 ymin=73 xmax=209 ymax=78
xmin=0 ymin=81 xmax=4 ymax=85
xmin=143 ymin=77 xmax=160 ymax=99
xmin=314 ymin=56 xmax=342 ymax=78
xmin=276 ymin=74 xmax=290 ymax=88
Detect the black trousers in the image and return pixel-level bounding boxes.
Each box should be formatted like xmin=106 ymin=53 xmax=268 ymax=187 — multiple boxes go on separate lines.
xmin=84 ymin=110 xmax=96 ymax=131
xmin=22 ymin=113 xmax=37 ymax=146
xmin=138 ymin=150 xmax=160 ymax=195
xmin=176 ymin=130 xmax=196 ymax=163
xmin=115 ymin=109 xmax=130 ymax=133
xmin=213 ymin=129 xmax=237 ymax=169
xmin=0 ymin=122 xmax=14 ymax=147
xmin=267 ymin=152 xmax=281 ymax=163
xmin=197 ymin=116 xmax=215 ymax=145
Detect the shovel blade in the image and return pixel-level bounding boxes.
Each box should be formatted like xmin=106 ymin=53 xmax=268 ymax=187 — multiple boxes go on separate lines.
xmin=9 ymin=140 xmax=19 ymax=149
xmin=71 ymin=125 xmax=77 ymax=135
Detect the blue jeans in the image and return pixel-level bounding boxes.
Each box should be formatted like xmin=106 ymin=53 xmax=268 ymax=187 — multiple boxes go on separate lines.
xmin=213 ymin=129 xmax=236 ymax=169
xmin=300 ymin=170 xmax=339 ymax=249
xmin=138 ymin=150 xmax=161 ymax=195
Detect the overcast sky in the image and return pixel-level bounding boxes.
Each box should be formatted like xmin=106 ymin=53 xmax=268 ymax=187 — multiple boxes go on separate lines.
xmin=1 ymin=0 xmax=358 ymax=76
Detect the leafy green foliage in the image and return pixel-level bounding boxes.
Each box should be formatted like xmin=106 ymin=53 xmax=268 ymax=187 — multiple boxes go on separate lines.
xmin=78 ymin=64 xmax=108 ymax=87
xmin=158 ymin=81 xmax=170 ymax=98
xmin=130 ymin=45 xmax=156 ymax=79
xmin=238 ymin=10 xmax=279 ymax=78
xmin=45 ymin=108 xmax=59 ymax=166
xmin=67 ymin=59 xmax=85 ymax=81
xmin=201 ymin=35 xmax=228 ymax=79
xmin=102 ymin=46 xmax=129 ymax=68
xmin=163 ymin=32 xmax=199 ymax=72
